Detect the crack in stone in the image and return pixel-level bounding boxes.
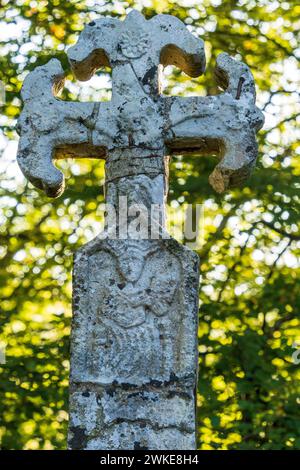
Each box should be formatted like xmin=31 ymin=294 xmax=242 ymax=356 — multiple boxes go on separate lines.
xmin=105 ymin=170 xmax=164 ymax=183
xmin=100 ymin=417 xmax=195 ymax=434
xmin=236 ymin=76 xmax=245 ymax=100
xmin=87 ymin=101 xmax=100 ymax=144
xmin=129 ymin=61 xmax=151 ymax=98
xmin=71 ymin=374 xmax=195 ymax=400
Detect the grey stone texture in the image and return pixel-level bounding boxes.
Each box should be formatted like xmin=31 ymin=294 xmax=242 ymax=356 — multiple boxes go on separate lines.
xmin=16 ymin=10 xmax=264 ymax=450
xmin=69 ymin=238 xmax=199 ymax=450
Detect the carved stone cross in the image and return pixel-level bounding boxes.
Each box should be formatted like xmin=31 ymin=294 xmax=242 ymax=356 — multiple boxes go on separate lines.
xmin=16 ymin=10 xmax=264 ymax=450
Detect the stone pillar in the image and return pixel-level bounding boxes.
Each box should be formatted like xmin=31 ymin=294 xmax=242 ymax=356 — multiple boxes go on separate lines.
xmin=68 ymin=150 xmax=200 ymax=450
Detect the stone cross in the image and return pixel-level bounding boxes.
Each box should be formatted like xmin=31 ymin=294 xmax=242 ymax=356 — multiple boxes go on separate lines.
xmin=16 ymin=11 xmax=264 ymax=450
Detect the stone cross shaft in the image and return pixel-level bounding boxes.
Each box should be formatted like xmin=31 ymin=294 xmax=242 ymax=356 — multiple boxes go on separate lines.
xmin=16 ymin=10 xmax=264 ymax=450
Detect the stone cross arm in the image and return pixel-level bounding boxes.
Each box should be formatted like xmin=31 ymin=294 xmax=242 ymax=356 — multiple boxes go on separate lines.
xmin=16 ymin=10 xmax=264 ymax=197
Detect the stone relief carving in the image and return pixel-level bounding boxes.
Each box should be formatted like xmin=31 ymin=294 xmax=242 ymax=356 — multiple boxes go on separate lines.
xmin=81 ymin=241 xmax=183 ymax=382
xmin=69 ymin=235 xmax=199 ymax=449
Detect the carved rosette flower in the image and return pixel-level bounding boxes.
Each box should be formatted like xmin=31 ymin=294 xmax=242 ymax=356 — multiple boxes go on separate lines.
xmin=119 ymin=29 xmax=149 ymax=59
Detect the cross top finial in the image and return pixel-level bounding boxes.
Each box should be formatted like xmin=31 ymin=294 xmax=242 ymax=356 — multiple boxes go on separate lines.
xmin=67 ymin=10 xmax=205 ymax=89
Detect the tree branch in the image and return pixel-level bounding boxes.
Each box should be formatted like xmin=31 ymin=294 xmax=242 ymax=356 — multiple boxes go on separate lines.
xmin=257 ymin=221 xmax=300 ymax=241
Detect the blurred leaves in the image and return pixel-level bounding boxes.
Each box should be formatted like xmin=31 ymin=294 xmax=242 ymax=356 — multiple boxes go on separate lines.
xmin=0 ymin=0 xmax=300 ymax=450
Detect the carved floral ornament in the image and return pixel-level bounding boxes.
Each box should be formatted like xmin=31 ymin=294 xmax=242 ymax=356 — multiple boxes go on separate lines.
xmin=119 ymin=29 xmax=150 ymax=58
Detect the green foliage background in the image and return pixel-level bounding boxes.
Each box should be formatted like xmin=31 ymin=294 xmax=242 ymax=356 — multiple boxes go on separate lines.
xmin=0 ymin=0 xmax=299 ymax=450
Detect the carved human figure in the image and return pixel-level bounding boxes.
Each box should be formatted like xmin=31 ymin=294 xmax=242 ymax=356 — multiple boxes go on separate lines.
xmin=82 ymin=240 xmax=182 ymax=383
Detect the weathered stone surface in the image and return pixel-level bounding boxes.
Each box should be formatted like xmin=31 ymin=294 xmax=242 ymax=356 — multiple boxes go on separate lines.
xmin=16 ymin=59 xmax=95 ymax=197
xmin=69 ymin=238 xmax=199 ymax=449
xmin=16 ymin=9 xmax=264 ymax=450
xmin=67 ymin=11 xmax=205 ymax=84
xmin=167 ymin=53 xmax=264 ymax=192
